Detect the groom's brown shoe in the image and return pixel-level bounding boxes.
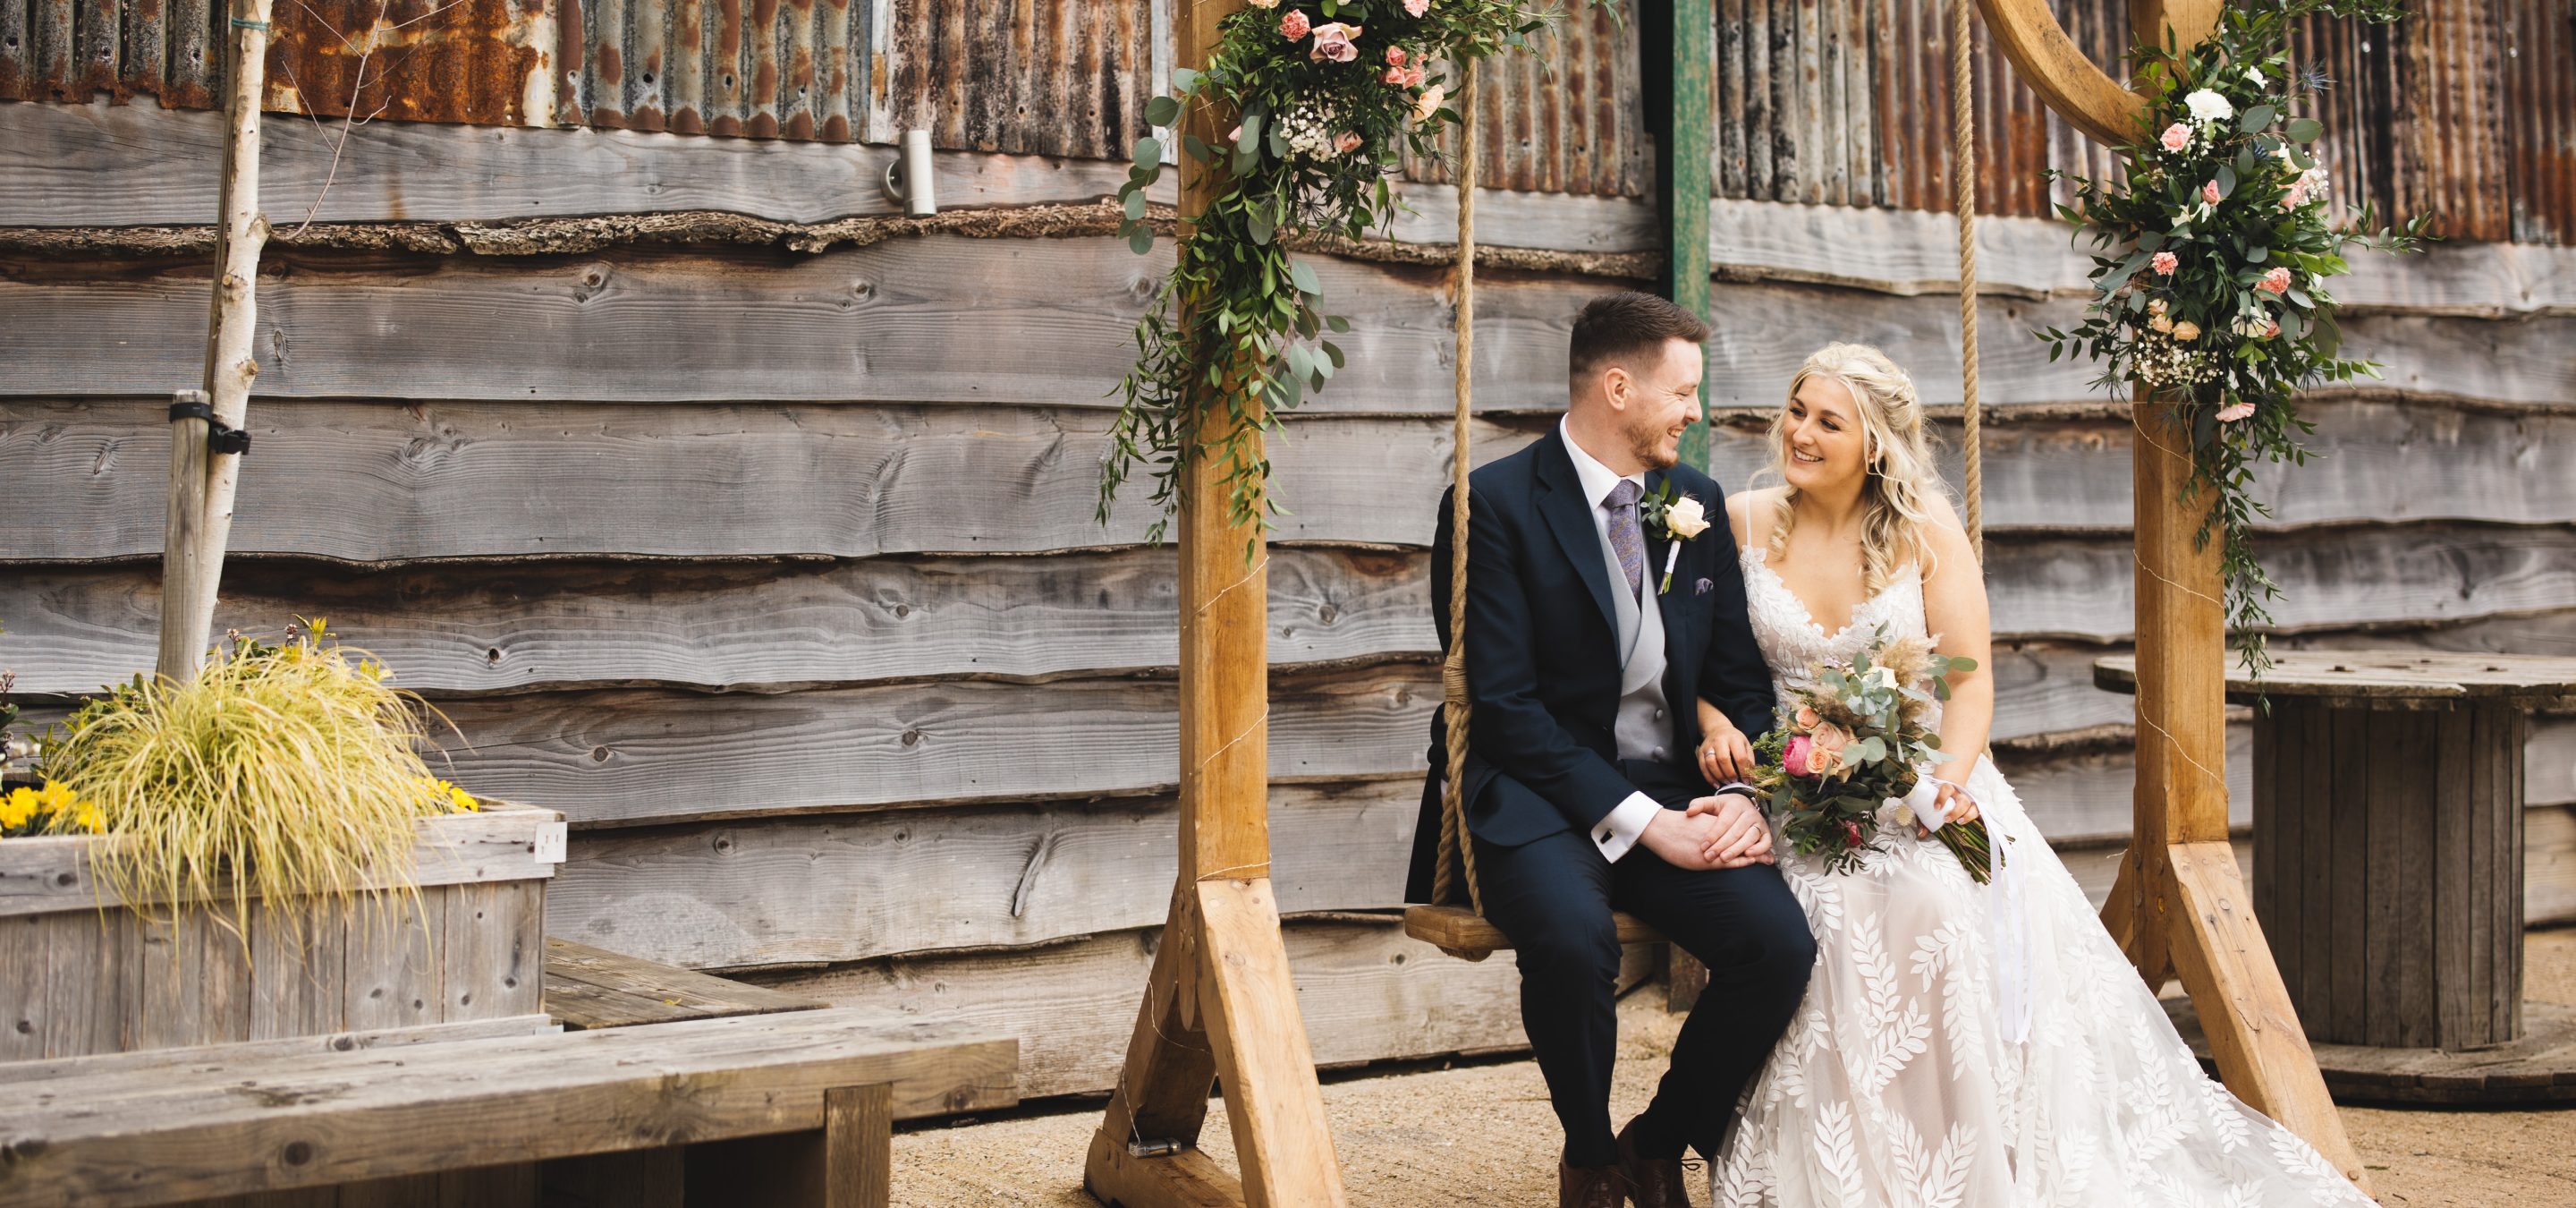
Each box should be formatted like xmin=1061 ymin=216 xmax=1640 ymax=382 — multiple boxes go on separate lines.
xmin=1614 ymin=1117 xmax=1689 ymax=1208
xmin=1557 ymin=1160 xmax=1624 ymax=1208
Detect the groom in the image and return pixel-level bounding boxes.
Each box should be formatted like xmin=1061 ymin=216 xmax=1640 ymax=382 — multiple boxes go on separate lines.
xmin=1408 ymin=293 xmax=1816 ymax=1208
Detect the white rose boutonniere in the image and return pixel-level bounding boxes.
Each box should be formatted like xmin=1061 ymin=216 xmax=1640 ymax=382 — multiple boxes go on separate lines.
xmin=1640 ymin=486 xmax=1710 ymax=594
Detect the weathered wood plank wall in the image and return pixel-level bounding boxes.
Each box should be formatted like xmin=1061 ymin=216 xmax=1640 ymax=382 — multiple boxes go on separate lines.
xmin=3 ymin=0 xmax=2572 ymax=1100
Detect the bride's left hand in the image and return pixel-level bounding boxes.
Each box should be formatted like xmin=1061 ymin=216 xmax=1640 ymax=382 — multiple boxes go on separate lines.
xmin=1916 ymin=780 xmax=1980 ymax=838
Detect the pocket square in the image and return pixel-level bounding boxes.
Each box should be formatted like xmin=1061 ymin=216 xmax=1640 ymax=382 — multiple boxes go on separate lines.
xmin=1695 ymin=577 xmax=1715 ymax=595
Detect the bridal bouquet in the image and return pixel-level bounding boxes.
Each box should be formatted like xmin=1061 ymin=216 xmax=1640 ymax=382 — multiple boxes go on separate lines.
xmin=1751 ymin=631 xmax=1993 ymax=882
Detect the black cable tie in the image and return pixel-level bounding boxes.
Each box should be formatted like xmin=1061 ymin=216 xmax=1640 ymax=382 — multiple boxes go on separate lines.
xmin=167 ymin=401 xmax=252 ymax=456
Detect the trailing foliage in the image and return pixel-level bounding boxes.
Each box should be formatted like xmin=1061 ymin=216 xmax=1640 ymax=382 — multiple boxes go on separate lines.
xmin=2039 ymin=0 xmax=2430 ymax=681
xmin=35 ymin=621 xmax=480 ymax=934
xmin=1100 ymin=0 xmax=1555 ymax=554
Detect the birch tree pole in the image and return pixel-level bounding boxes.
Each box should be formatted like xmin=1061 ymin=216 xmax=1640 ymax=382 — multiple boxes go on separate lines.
xmin=158 ymin=0 xmax=278 ymax=681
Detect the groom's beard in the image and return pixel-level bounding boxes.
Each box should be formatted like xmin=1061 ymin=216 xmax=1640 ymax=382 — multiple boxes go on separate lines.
xmin=1626 ymin=417 xmax=1680 ymax=471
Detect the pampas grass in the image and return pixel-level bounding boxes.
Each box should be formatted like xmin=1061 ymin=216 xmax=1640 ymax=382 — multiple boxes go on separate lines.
xmin=38 ymin=621 xmax=468 ymax=933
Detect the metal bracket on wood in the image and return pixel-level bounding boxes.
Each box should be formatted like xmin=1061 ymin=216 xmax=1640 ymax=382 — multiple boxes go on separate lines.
xmin=169 ymin=398 xmax=252 ymax=456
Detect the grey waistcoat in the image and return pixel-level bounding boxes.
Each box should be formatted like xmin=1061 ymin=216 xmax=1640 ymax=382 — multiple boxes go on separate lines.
xmin=1598 ymin=523 xmax=1678 ymax=764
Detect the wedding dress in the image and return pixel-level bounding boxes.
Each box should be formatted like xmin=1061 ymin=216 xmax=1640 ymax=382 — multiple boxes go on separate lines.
xmin=1711 ymin=549 xmax=2373 ymax=1207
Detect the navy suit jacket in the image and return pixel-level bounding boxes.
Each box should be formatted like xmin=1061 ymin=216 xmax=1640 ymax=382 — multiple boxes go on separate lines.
xmin=1405 ymin=430 xmax=1775 ymax=902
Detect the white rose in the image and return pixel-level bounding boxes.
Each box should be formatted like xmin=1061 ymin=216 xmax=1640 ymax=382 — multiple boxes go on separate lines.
xmin=2184 ymin=89 xmax=2234 ymax=124
xmin=1664 ymin=495 xmax=1711 ymax=539
xmin=2243 ymin=66 xmax=2267 ymax=87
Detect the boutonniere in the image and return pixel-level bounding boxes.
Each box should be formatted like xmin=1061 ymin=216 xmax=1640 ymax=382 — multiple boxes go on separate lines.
xmin=1640 ymin=484 xmax=1712 ymax=594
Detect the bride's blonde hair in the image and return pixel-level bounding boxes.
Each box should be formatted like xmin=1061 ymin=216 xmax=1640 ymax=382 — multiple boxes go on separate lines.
xmin=1763 ymin=343 xmax=1949 ymax=594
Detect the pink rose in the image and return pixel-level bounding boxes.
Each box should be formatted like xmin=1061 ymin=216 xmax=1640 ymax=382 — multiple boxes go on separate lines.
xmin=1333 ymin=131 xmax=1363 ymax=156
xmin=2201 ymin=180 xmax=2221 ymax=205
xmin=2159 ymin=123 xmax=2190 ymax=151
xmin=1385 ymin=46 xmax=1408 ymax=66
xmin=1279 ymin=9 xmax=1309 ymax=39
xmin=1402 ymin=64 xmax=1426 ymax=87
xmin=1308 ymin=21 xmax=1361 ymax=63
xmin=1405 ymin=0 xmax=1429 ymax=14
xmin=2151 ymin=251 xmax=2179 ymax=276
xmin=1226 ymin=123 xmax=1241 ymax=143
xmin=2216 ymin=400 xmax=2257 ymax=422
xmin=1412 ymin=81 xmax=1445 ymax=122
xmin=1783 ymin=735 xmax=1815 ymax=778
xmin=1384 ymin=65 xmax=1409 ymax=84
xmin=2258 ymin=266 xmax=2292 ymax=294
xmin=1794 ymin=705 xmax=1820 ymax=730
xmin=1841 ymin=820 xmax=1866 ymax=849
xmin=2263 ymin=319 xmax=2280 ymax=338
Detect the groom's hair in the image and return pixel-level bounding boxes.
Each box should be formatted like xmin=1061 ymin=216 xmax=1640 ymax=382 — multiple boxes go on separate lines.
xmin=1568 ymin=292 xmax=1710 ymax=384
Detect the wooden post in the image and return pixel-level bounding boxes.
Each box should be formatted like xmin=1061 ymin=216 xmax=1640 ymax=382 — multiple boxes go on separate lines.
xmin=159 ymin=0 xmax=275 ymax=682
xmin=1648 ymin=0 xmax=1716 ymax=472
xmin=1972 ymin=0 xmax=2370 ymax=1190
xmin=1084 ymin=3 xmax=1349 ymax=1204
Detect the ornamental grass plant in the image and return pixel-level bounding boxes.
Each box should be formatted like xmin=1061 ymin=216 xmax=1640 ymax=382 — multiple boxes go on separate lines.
xmin=34 ymin=621 xmax=478 ymax=934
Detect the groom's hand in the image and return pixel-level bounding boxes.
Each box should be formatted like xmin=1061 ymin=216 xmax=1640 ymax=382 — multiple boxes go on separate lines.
xmin=1687 ymin=793 xmax=1774 ymax=868
xmin=1637 ymin=809 xmax=1731 ymax=872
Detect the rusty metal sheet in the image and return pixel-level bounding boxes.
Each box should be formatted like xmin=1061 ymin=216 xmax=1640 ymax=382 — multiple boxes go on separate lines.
xmin=2504 ymin=0 xmax=2570 ymax=243
xmin=1404 ymin=2 xmax=1648 ymax=198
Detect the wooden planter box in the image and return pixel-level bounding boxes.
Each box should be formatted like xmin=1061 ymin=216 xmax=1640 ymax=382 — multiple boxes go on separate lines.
xmin=0 ymin=805 xmax=564 ymax=1061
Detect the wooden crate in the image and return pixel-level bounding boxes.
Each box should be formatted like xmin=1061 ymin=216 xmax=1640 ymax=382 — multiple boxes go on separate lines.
xmin=0 ymin=804 xmax=563 ymax=1060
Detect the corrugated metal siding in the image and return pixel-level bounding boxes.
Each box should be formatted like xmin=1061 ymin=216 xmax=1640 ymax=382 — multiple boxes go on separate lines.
xmin=1718 ymin=0 xmax=2120 ymax=217
xmin=1402 ymin=2 xmax=1649 ymax=197
xmin=2293 ymin=0 xmax=2514 ymax=243
xmin=2 ymin=0 xmax=2566 ymax=241
xmin=869 ymin=0 xmax=1150 ymax=158
xmin=2504 ymin=0 xmax=2572 ymax=243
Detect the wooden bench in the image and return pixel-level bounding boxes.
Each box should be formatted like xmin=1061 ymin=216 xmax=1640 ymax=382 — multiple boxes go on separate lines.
xmin=0 ymin=1008 xmax=1014 ymax=1208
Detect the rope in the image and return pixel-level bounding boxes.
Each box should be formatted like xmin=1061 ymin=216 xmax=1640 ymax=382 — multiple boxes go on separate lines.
xmin=1433 ymin=57 xmax=1482 ymax=915
xmin=1952 ymin=0 xmax=1985 ymax=561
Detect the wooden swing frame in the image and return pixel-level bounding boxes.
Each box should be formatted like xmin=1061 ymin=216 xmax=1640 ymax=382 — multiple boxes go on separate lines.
xmin=1096 ymin=0 xmax=2369 ymax=1201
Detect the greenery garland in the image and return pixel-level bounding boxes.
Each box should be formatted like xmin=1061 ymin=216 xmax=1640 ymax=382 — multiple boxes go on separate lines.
xmin=2039 ymin=0 xmax=2430 ymax=680
xmin=1100 ymin=0 xmax=1554 ymax=549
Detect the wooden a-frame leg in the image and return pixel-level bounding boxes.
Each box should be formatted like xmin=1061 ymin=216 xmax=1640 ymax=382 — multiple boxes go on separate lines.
xmin=2100 ymin=844 xmax=2175 ymax=989
xmin=2161 ymin=843 xmax=2370 ymax=1193
xmin=1085 ymin=879 xmax=1347 ymax=1208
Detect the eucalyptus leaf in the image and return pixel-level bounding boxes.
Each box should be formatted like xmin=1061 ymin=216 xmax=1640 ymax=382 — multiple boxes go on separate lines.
xmin=2239 ymin=103 xmax=2275 ymax=133
xmin=2284 ymin=116 xmax=2323 ymax=143
xmin=1289 ymin=259 xmax=1322 ymax=296
xmin=1145 ymin=96 xmax=1181 ymax=127
xmin=1127 ymin=225 xmax=1153 ymax=256
xmin=1123 ymin=191 xmax=1147 ymax=221
xmin=2216 ymin=164 xmax=2237 ymax=198
xmin=1171 ymin=67 xmax=1199 ymax=92
xmin=1132 ymin=136 xmax=1160 ymax=171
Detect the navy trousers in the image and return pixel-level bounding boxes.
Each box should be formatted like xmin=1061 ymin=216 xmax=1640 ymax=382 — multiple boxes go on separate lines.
xmin=1471 ymin=761 xmax=1816 ymax=1167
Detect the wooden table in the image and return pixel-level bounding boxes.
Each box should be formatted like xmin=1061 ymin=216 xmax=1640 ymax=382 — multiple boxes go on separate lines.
xmin=2097 ymin=651 xmax=2576 ymax=1060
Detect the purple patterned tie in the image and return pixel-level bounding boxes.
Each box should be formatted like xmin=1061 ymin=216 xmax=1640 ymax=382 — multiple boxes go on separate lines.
xmin=1604 ymin=479 xmax=1645 ymax=600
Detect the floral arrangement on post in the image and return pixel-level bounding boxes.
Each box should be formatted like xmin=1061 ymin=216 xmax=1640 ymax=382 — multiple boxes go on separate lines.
xmin=1750 ymin=631 xmax=1992 ymax=881
xmin=1099 ymin=0 xmax=1555 ymax=549
xmin=2038 ymin=0 xmax=2429 ymax=680
xmin=29 ymin=620 xmax=481 ymax=930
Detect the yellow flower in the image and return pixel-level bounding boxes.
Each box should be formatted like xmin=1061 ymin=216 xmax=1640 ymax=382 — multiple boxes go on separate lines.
xmin=1 ymin=787 xmax=37 ymax=830
xmin=72 ymin=803 xmax=106 ymax=834
xmin=426 ymin=778 xmax=479 ymax=812
xmin=34 ymin=780 xmax=78 ymax=816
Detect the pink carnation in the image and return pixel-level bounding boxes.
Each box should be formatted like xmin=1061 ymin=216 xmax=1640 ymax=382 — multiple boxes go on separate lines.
xmin=1405 ymin=0 xmax=1429 ymax=13
xmin=2159 ymin=123 xmax=2190 ymax=151
xmin=2151 ymin=251 xmax=2179 ymax=276
xmin=1279 ymin=9 xmax=1309 ymax=39
xmin=1385 ymin=46 xmax=1408 ymax=66
xmin=2258 ymin=266 xmax=2292 ymax=294
xmin=2201 ymin=180 xmax=2221 ymax=205
xmin=2216 ymin=401 xmax=2258 ymax=422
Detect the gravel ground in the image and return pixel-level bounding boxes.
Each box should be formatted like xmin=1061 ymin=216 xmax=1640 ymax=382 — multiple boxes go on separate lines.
xmin=893 ymin=930 xmax=2576 ymax=1207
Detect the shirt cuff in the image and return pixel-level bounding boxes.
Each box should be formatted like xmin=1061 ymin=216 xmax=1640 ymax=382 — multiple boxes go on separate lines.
xmin=1592 ymin=792 xmax=1664 ymax=863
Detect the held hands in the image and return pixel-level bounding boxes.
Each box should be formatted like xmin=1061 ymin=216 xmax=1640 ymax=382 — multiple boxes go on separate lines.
xmin=1693 ymin=702 xmax=1758 ymax=785
xmin=1639 ymin=793 xmax=1774 ymax=872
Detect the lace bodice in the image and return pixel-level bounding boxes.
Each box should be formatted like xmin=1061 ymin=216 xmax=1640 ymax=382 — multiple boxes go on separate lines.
xmin=1741 ymin=549 xmax=1930 ymax=713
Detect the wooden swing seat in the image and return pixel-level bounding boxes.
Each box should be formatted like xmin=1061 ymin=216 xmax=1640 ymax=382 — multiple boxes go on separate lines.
xmin=1402 ymin=904 xmax=1665 ymax=957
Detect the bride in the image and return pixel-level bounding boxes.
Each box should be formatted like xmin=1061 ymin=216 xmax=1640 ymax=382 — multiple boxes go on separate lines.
xmin=1699 ymin=344 xmax=2372 ymax=1206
